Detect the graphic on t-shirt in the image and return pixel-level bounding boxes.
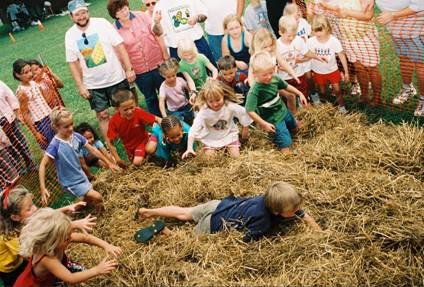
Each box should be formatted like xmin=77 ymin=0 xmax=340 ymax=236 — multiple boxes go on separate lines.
xmin=213 ymin=120 xmax=227 ymax=130
xmin=168 ymin=5 xmax=192 ymax=32
xmin=77 ymin=33 xmax=107 ymax=68
xmin=191 ymin=66 xmax=200 ymax=79
xmin=282 ymin=47 xmax=300 ymax=69
xmin=314 ymin=47 xmax=331 ymax=62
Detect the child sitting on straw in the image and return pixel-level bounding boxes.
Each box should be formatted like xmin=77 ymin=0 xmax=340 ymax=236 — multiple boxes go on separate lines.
xmin=136 ymin=181 xmax=321 ymax=242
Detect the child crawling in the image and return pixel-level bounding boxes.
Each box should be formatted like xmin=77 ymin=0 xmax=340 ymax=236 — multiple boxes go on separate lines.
xmin=137 ymin=181 xmax=321 ymax=242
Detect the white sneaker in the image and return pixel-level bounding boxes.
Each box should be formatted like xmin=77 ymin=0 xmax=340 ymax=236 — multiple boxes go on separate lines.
xmin=338 ymin=106 xmax=347 ymax=113
xmin=392 ymin=84 xmax=417 ymax=105
xmin=31 ymin=21 xmax=38 ymax=26
xmin=414 ymin=101 xmax=424 ymax=117
xmin=310 ymin=93 xmax=321 ymax=105
xmin=351 ymin=82 xmax=361 ymax=96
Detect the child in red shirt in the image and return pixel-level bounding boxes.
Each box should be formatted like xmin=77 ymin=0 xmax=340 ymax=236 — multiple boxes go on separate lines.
xmin=107 ymin=90 xmax=162 ymax=166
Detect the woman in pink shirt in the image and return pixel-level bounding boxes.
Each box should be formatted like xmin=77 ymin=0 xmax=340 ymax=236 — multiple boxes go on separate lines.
xmin=107 ymin=0 xmax=167 ymax=117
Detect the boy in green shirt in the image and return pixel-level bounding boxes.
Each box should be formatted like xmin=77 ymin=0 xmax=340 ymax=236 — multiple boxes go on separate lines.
xmin=245 ymin=51 xmax=307 ymax=152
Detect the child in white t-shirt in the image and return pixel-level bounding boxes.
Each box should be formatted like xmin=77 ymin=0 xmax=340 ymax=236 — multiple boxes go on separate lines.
xmin=307 ymin=15 xmax=349 ymax=113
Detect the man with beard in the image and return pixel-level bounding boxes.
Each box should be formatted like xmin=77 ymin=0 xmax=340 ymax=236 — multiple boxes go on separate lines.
xmin=65 ymin=0 xmax=136 ymax=140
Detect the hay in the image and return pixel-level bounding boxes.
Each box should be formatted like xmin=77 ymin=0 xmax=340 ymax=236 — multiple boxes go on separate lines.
xmin=68 ymin=104 xmax=423 ymax=286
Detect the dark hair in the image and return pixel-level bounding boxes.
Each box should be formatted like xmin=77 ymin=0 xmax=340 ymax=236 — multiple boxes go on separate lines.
xmin=107 ymin=0 xmax=129 ymax=19
xmin=27 ymin=59 xmax=43 ymax=68
xmin=218 ymin=55 xmax=236 ymax=71
xmin=161 ymin=116 xmax=182 ymax=135
xmin=112 ymin=89 xmax=134 ymax=107
xmin=12 ymin=59 xmax=29 ymax=81
xmin=158 ymin=58 xmax=179 ymax=76
xmin=75 ymin=122 xmax=99 ymax=141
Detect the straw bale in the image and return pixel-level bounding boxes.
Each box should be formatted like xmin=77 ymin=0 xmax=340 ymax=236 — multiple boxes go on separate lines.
xmin=67 ymin=104 xmax=423 ymax=286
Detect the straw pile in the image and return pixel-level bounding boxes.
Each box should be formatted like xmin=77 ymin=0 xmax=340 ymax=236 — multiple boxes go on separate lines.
xmin=68 ymin=104 xmax=423 ymax=286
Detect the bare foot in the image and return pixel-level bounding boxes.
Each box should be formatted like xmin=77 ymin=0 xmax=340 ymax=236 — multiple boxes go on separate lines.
xmin=161 ymin=226 xmax=172 ymax=236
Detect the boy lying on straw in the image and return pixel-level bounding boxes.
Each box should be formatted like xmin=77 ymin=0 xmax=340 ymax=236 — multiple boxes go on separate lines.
xmin=136 ymin=181 xmax=321 ymax=242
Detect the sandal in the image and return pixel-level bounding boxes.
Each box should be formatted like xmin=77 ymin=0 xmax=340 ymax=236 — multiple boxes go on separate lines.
xmin=134 ymin=219 xmax=165 ymax=243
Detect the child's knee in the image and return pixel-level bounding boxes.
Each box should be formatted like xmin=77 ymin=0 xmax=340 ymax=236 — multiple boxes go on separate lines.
xmin=145 ymin=141 xmax=157 ymax=155
xmin=85 ymin=190 xmax=103 ymax=203
xmin=133 ymin=156 xmax=144 ymax=166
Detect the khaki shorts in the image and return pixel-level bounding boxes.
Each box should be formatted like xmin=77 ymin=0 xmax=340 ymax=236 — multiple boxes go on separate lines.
xmin=192 ymin=200 xmax=221 ymax=235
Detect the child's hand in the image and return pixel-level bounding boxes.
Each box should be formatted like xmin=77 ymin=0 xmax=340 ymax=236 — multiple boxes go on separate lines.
xmin=189 ymin=93 xmax=197 ymax=105
xmin=294 ymin=76 xmax=300 ymax=84
xmin=95 ymin=257 xmax=118 ymax=275
xmin=376 ymin=11 xmax=393 ymax=25
xmin=116 ymin=159 xmax=128 ymax=169
xmin=108 ymin=163 xmax=122 ymax=173
xmin=72 ymin=214 xmax=97 ymax=234
xmin=182 ymin=149 xmax=196 ymax=159
xmin=104 ymin=244 xmax=123 ymax=257
xmin=299 ymin=94 xmax=308 ymax=107
xmin=41 ymin=188 xmax=50 ymax=206
xmin=188 ymin=16 xmax=198 ymax=26
xmin=260 ymin=122 xmax=276 ymax=133
xmin=65 ymin=201 xmax=87 ymax=214
xmin=317 ymin=56 xmax=327 ymax=63
xmin=344 ymin=72 xmax=350 ymax=83
xmin=236 ymin=61 xmax=249 ymax=71
xmin=35 ymin=132 xmax=47 ymax=147
xmin=241 ymin=127 xmax=249 ymax=140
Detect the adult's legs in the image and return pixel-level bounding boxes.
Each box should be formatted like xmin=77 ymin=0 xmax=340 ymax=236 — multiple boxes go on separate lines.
xmin=96 ymin=109 xmax=110 ymax=142
xmin=207 ymin=34 xmax=224 ymax=63
xmin=265 ymin=0 xmax=289 ymax=37
xmin=84 ymin=189 xmax=104 ymax=213
xmin=353 ymin=62 xmax=370 ymax=103
xmin=135 ymin=71 xmax=161 ymax=116
xmin=369 ymin=65 xmax=382 ymax=105
xmin=195 ymin=37 xmax=217 ymax=67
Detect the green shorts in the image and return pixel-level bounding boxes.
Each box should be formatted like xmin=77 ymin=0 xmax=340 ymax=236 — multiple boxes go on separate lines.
xmin=192 ymin=200 xmax=221 ymax=235
xmin=88 ymin=79 xmax=130 ymax=112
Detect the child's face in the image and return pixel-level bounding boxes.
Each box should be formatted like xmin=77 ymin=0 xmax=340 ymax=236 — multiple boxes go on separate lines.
xmin=220 ymin=68 xmax=237 ymax=83
xmin=206 ymin=95 xmax=225 ymax=112
xmin=118 ymin=99 xmax=136 ymax=120
xmin=17 ymin=65 xmax=33 ymax=83
xmin=12 ymin=196 xmax=37 ymax=223
xmin=56 ymin=116 xmax=74 ymax=139
xmin=314 ymin=27 xmax=329 ymax=39
xmin=279 ymin=30 xmax=297 ymax=44
xmin=254 ymin=67 xmax=274 ymax=84
xmin=163 ymin=70 xmax=177 ymax=86
xmin=261 ymin=39 xmax=274 ymax=54
xmin=226 ymin=20 xmax=242 ymax=38
xmin=274 ymin=207 xmax=300 ymax=218
xmin=31 ymin=64 xmax=43 ymax=81
xmin=82 ymin=130 xmax=95 ymax=145
xmin=181 ymin=51 xmax=196 ymax=63
xmin=165 ymin=125 xmax=183 ymax=144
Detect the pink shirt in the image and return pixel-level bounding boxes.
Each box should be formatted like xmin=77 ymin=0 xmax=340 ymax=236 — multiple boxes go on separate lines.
xmin=114 ymin=11 xmax=164 ymax=74
xmin=159 ymin=77 xmax=189 ymax=111
xmin=0 ymin=81 xmax=19 ymax=123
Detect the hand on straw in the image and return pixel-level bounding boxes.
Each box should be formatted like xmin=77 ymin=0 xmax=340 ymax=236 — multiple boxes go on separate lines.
xmin=72 ymin=214 xmax=97 ymax=234
xmin=95 ymin=257 xmax=118 ymax=275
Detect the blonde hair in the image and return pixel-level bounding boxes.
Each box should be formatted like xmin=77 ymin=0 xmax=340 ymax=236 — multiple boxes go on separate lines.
xmin=177 ymin=39 xmax=198 ymax=60
xmin=193 ymin=78 xmax=241 ymax=111
xmin=264 ymin=181 xmax=303 ymax=213
xmin=50 ymin=106 xmax=72 ymax=128
xmin=311 ymin=14 xmax=332 ymax=34
xmin=250 ymin=51 xmax=275 ymax=72
xmin=0 ymin=186 xmax=33 ymax=236
xmin=249 ymin=28 xmax=276 ymax=55
xmin=223 ymin=14 xmax=244 ymax=31
xmin=283 ymin=3 xmax=300 ymax=17
xmin=278 ymin=15 xmax=298 ymax=34
xmin=159 ymin=58 xmax=179 ymax=76
xmin=19 ymin=208 xmax=71 ymax=258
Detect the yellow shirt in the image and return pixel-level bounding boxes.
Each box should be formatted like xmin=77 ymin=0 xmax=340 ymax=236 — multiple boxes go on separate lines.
xmin=0 ymin=234 xmax=23 ymax=273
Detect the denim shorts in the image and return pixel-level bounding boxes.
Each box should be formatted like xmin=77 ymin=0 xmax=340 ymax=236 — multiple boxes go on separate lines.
xmin=393 ymin=35 xmax=424 ymax=63
xmin=271 ymin=111 xmax=297 ymax=149
xmin=168 ymin=104 xmax=194 ymax=124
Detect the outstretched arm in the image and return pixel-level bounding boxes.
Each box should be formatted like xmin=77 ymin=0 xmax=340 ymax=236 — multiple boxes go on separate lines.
xmin=302 ymin=212 xmax=322 ymax=231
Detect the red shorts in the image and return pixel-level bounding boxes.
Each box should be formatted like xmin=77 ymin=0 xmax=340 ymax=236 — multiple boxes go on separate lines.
xmin=313 ymin=70 xmax=341 ymax=86
xmin=286 ymin=74 xmax=308 ymax=98
xmin=203 ymin=140 xmax=240 ymax=151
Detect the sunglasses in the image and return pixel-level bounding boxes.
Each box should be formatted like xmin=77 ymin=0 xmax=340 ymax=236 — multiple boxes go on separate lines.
xmin=146 ymin=1 xmax=156 ymax=7
xmin=313 ymin=27 xmax=323 ymax=32
xmin=82 ymin=33 xmax=88 ymax=45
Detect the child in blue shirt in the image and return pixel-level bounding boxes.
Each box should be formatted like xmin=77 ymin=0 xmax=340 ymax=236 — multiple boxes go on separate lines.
xmin=39 ymin=107 xmax=121 ymax=212
xmin=136 ymin=181 xmax=321 ymax=242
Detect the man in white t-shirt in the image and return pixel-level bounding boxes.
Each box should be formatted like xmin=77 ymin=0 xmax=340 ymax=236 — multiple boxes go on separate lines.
xmin=200 ymin=0 xmax=244 ymax=62
xmin=152 ymin=0 xmax=216 ymax=65
xmin=65 ymin=0 xmax=136 ymax=140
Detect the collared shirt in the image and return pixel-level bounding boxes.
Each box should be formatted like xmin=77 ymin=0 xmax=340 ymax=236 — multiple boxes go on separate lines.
xmin=0 ymin=81 xmax=19 ymax=123
xmin=115 ymin=11 xmax=164 ymax=75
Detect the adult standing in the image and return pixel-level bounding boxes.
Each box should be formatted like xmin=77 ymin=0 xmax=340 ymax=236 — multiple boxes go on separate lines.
xmin=200 ymin=0 xmax=245 ymax=62
xmin=376 ymin=0 xmax=424 ymax=117
xmin=152 ymin=0 xmax=216 ymax=65
xmin=265 ymin=0 xmax=290 ymax=37
xmin=23 ymin=0 xmax=44 ymax=23
xmin=65 ymin=0 xmax=135 ymax=140
xmin=107 ymin=0 xmax=166 ymax=117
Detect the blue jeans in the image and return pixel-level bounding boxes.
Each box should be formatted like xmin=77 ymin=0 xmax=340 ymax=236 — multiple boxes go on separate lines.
xmin=170 ymin=36 xmax=216 ymax=66
xmin=207 ymin=34 xmax=224 ymax=63
xmin=272 ymin=111 xmax=297 ymax=149
xmin=134 ymin=68 xmax=164 ymax=117
xmin=169 ymin=103 xmax=194 ymax=124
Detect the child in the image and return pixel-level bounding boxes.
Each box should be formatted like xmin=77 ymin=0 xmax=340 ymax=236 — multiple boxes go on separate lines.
xmin=221 ymin=14 xmax=252 ymax=72
xmin=182 ymin=79 xmax=252 ymax=159
xmin=13 ymin=59 xmax=54 ymax=150
xmin=146 ymin=116 xmax=193 ymax=165
xmin=0 ymin=187 xmax=96 ymax=287
xmin=39 ymin=107 xmax=120 ymax=210
xmin=178 ymin=39 xmax=218 ymax=93
xmin=246 ymin=51 xmax=308 ymax=152
xmin=14 ymin=208 xmax=121 ymax=287
xmin=307 ymin=15 xmax=350 ymax=112
xmin=217 ymin=55 xmax=249 ymax=105
xmin=243 ymin=0 xmax=274 ymax=35
xmin=276 ymin=15 xmax=326 ymax=107
xmin=137 ymin=181 xmax=321 ymax=242
xmin=158 ymin=59 xmax=194 ymax=125
xmin=107 ymin=89 xmax=162 ymax=167
xmin=28 ymin=59 xmax=64 ymax=109
xmin=75 ymin=122 xmax=114 ymax=181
